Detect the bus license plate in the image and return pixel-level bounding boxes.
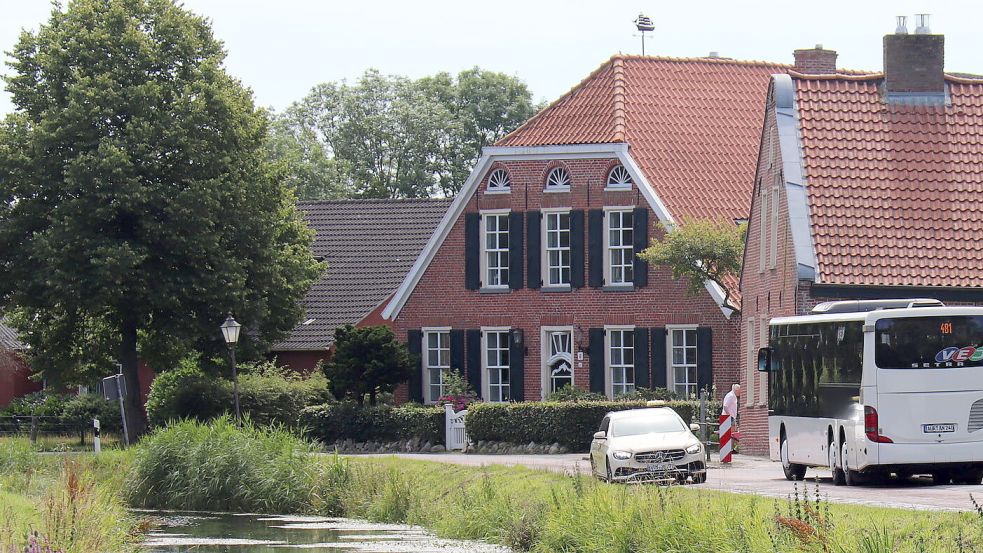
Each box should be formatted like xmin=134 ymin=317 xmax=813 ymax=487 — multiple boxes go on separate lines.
xmin=923 ymin=423 xmax=956 ymax=433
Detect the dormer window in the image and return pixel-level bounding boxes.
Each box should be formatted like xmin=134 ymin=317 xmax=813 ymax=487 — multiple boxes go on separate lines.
xmin=606 ymin=165 xmax=633 ymax=189
xmin=545 ymin=167 xmax=571 ymax=191
xmin=487 ymin=169 xmax=511 ymax=193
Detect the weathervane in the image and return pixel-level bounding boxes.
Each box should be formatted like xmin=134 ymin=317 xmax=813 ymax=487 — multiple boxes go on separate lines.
xmin=634 ymin=13 xmax=654 ymax=56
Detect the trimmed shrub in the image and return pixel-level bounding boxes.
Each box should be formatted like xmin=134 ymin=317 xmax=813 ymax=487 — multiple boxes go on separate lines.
xmin=145 ymin=360 xmax=232 ymax=428
xmin=300 ymin=403 xmax=444 ymax=445
xmin=61 ymin=393 xmax=122 ymax=432
xmin=465 ymin=400 xmax=707 ymax=451
xmin=543 ymin=386 xmax=607 ymax=403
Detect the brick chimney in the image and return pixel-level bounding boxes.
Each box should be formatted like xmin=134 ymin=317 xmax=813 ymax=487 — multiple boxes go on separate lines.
xmin=793 ymin=45 xmax=838 ymax=74
xmin=883 ymin=15 xmax=945 ymax=99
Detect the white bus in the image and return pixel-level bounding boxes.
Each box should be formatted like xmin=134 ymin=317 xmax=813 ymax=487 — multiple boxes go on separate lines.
xmin=758 ymin=299 xmax=983 ymax=485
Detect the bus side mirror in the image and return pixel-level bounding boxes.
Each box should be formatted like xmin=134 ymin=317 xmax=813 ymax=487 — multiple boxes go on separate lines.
xmin=757 ymin=347 xmax=772 ymax=372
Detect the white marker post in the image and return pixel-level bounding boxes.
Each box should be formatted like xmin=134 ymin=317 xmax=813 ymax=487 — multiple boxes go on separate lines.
xmin=93 ymin=418 xmax=101 ymax=454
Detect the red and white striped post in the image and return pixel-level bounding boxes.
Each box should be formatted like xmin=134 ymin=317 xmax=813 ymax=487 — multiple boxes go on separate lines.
xmin=719 ymin=414 xmax=734 ymax=463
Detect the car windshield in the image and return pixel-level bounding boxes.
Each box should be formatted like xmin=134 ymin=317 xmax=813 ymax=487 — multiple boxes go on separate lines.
xmin=610 ymin=414 xmax=685 ymax=437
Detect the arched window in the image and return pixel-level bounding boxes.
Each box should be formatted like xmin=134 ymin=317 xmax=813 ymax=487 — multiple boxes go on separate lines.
xmin=607 ymin=165 xmax=633 ymax=188
xmin=487 ymin=169 xmax=511 ymax=192
xmin=546 ymin=167 xmax=571 ymax=190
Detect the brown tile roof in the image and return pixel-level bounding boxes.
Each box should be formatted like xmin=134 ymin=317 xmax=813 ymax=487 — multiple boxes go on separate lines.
xmin=795 ymin=74 xmax=983 ymax=288
xmin=0 ymin=319 xmax=25 ymax=351
xmin=499 ymin=55 xmax=789 ymax=224
xmin=272 ymin=199 xmax=451 ymax=351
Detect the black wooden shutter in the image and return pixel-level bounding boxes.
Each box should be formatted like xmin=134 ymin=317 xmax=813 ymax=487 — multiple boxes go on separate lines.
xmin=464 ymin=213 xmax=480 ymax=290
xmin=588 ymin=327 xmax=606 ymax=394
xmin=632 ymin=207 xmax=649 ymax=287
xmin=466 ymin=329 xmax=482 ymax=398
xmin=450 ymin=329 xmax=465 ymax=375
xmin=588 ymin=209 xmax=604 ymax=288
xmin=634 ymin=327 xmax=650 ymax=389
xmin=651 ymin=327 xmax=667 ymax=389
xmin=508 ymin=212 xmax=524 ymax=290
xmin=570 ymin=210 xmax=585 ymax=288
xmin=509 ymin=335 xmax=524 ymax=401
xmin=407 ymin=329 xmax=424 ymax=403
xmin=697 ymin=327 xmax=713 ymax=395
xmin=526 ymin=211 xmax=542 ymax=289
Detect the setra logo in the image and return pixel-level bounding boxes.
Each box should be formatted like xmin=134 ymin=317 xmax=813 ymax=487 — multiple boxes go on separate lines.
xmin=935 ymin=346 xmax=983 ymax=363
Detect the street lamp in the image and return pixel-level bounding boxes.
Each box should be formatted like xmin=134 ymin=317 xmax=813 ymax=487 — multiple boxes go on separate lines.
xmin=220 ymin=314 xmax=242 ymax=419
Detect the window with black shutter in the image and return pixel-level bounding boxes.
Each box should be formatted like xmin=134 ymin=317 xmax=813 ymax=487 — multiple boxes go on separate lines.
xmin=632 ymin=207 xmax=649 ymax=287
xmin=587 ymin=210 xmax=604 ymax=287
xmin=570 ymin=210 xmax=585 ymax=288
xmin=526 ymin=211 xmax=542 ymax=289
xmin=464 ymin=213 xmax=480 ymax=290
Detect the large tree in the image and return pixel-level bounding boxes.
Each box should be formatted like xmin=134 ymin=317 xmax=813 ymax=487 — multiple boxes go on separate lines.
xmin=278 ymin=68 xmax=538 ymax=199
xmin=324 ymin=325 xmax=413 ymax=406
xmin=0 ymin=0 xmax=323 ymax=438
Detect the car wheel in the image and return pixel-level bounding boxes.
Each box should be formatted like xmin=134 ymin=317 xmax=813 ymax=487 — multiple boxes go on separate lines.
xmin=829 ymin=442 xmax=845 ymax=486
xmin=781 ymin=435 xmax=806 ymax=481
xmin=691 ymin=472 xmax=707 ymax=484
xmin=590 ymin=455 xmax=600 ymax=480
xmin=606 ymin=459 xmax=614 ymax=483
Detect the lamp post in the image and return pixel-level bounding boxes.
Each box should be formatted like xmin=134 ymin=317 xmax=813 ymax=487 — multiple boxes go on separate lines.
xmin=220 ymin=314 xmax=242 ymax=419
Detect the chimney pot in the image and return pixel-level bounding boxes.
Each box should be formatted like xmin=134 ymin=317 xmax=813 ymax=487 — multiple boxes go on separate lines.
xmin=915 ymin=14 xmax=931 ymax=35
xmin=793 ymin=46 xmax=838 ymax=75
xmin=895 ymin=15 xmax=908 ymax=35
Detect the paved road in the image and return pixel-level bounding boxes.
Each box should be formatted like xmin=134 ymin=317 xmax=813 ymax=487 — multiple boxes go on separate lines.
xmin=361 ymin=452 xmax=983 ymax=512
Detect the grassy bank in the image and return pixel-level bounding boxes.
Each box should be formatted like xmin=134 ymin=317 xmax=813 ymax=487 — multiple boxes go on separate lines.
xmin=6 ymin=420 xmax=983 ymax=552
xmin=0 ymin=439 xmax=138 ymax=553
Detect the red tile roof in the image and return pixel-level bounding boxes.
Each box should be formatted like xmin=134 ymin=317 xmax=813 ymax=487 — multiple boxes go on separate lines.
xmin=795 ymin=74 xmax=983 ymax=288
xmin=499 ymin=55 xmax=788 ymax=224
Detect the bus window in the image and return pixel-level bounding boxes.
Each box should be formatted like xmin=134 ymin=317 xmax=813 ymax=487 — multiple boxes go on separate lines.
xmin=875 ymin=316 xmax=983 ymax=369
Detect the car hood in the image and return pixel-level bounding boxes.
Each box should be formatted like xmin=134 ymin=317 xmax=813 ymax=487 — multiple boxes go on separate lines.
xmin=607 ymin=432 xmax=698 ymax=452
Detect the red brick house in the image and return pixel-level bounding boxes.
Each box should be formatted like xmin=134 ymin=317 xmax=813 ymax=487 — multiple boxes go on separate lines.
xmin=270 ymin=199 xmax=451 ymax=373
xmin=0 ymin=320 xmax=40 ymax=407
xmin=740 ymin=26 xmax=983 ymax=454
xmin=383 ymin=54 xmax=809 ymax=404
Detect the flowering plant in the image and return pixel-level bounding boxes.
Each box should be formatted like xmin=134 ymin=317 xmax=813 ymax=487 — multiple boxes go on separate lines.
xmin=23 ymin=532 xmax=63 ymax=553
xmin=437 ymin=369 xmax=480 ymax=411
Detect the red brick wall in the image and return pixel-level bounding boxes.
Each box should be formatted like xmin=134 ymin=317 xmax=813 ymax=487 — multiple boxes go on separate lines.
xmin=0 ymin=351 xmax=41 ymax=408
xmin=272 ymin=350 xmax=331 ymax=375
xmin=739 ymin=98 xmax=802 ymax=455
xmin=393 ymin=156 xmax=740 ymax=402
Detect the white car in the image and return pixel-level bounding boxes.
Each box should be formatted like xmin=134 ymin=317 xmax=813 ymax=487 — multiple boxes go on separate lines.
xmin=589 ymin=407 xmax=706 ymax=484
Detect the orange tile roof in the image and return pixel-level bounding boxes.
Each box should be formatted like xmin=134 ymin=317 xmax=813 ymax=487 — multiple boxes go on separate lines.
xmin=499 ymin=55 xmax=788 ymax=224
xmin=795 ymin=74 xmax=983 ymax=288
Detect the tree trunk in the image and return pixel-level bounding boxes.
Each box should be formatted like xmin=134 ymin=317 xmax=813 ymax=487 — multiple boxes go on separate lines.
xmin=120 ymin=311 xmax=146 ymax=442
xmin=369 ymin=389 xmax=377 ymax=406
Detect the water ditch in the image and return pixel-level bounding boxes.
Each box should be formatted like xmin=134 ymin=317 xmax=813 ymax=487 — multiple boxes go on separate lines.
xmin=138 ymin=511 xmax=511 ymax=552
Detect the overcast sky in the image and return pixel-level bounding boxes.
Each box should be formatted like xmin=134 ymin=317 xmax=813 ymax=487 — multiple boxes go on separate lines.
xmin=2 ymin=1 xmax=982 ymax=116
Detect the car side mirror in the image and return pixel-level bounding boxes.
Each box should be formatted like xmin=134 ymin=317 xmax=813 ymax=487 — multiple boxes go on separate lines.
xmin=593 ymin=431 xmax=606 ymax=440
xmin=690 ymin=423 xmax=700 ymax=433
xmin=757 ymin=347 xmax=772 ymax=372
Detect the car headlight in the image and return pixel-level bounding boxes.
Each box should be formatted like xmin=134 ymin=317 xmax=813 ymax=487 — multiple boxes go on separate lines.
xmin=686 ymin=443 xmax=702 ymax=455
xmin=612 ymin=450 xmax=632 ymax=460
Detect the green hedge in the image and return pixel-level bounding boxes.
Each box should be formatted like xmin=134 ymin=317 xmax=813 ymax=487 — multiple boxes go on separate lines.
xmin=465 ymin=400 xmax=709 ymax=451
xmin=300 ymin=403 xmax=444 ymax=445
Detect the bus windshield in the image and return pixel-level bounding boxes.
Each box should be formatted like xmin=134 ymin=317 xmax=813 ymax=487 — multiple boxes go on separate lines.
xmin=875 ymin=316 xmax=983 ymax=369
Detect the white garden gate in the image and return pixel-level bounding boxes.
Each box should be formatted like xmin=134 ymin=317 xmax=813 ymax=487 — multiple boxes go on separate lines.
xmin=444 ymin=404 xmax=470 ymax=451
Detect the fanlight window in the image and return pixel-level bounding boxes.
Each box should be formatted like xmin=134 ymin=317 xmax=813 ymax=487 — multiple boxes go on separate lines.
xmin=487 ymin=169 xmax=511 ymax=191
xmin=607 ymin=165 xmax=633 ymax=188
xmin=546 ymin=167 xmax=571 ymax=190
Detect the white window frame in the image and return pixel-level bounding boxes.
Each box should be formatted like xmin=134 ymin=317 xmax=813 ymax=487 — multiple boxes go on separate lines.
xmin=605 ymin=165 xmax=633 ymax=191
xmin=605 ymin=325 xmax=635 ymax=398
xmin=541 ymin=326 xmax=574 ymax=399
xmin=541 ymin=209 xmax=572 ymax=288
xmin=769 ymin=185 xmax=780 ymax=269
xmin=758 ymin=184 xmax=768 ymax=273
xmin=544 ymin=167 xmax=571 ymax=192
xmin=485 ymin=168 xmax=511 ymax=194
xmin=745 ymin=318 xmax=756 ymax=406
xmin=666 ymin=325 xmax=698 ymax=399
xmin=422 ymin=327 xmax=451 ymax=404
xmin=603 ymin=207 xmax=634 ymax=287
xmin=479 ymin=209 xmax=510 ymax=289
xmin=758 ymin=318 xmax=769 ymax=406
xmin=482 ymin=327 xmax=511 ymax=403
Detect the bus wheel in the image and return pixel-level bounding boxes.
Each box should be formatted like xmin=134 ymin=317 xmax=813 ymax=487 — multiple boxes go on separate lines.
xmin=954 ymin=470 xmax=982 ymax=485
xmin=841 ymin=442 xmax=863 ymax=486
xmin=829 ymin=443 xmax=845 ymax=486
xmin=781 ymin=435 xmax=806 ymax=481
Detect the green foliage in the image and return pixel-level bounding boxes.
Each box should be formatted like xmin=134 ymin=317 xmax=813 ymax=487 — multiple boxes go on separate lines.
xmin=0 ymin=392 xmax=73 ymax=417
xmin=145 ymin=357 xmax=329 ymax=428
xmin=127 ymin=416 xmax=323 ymax=513
xmin=325 ymin=325 xmax=413 ymax=405
xmin=300 ymin=403 xmax=444 ymax=445
xmin=60 ymin=394 xmax=121 ymax=432
xmin=278 ymin=68 xmax=538 ymax=198
xmin=616 ymin=386 xmax=680 ymax=402
xmin=0 ymin=0 xmax=324 ymax=437
xmin=639 ymin=217 xmax=746 ymax=311
xmin=465 ymin=401 xmax=703 ymax=451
